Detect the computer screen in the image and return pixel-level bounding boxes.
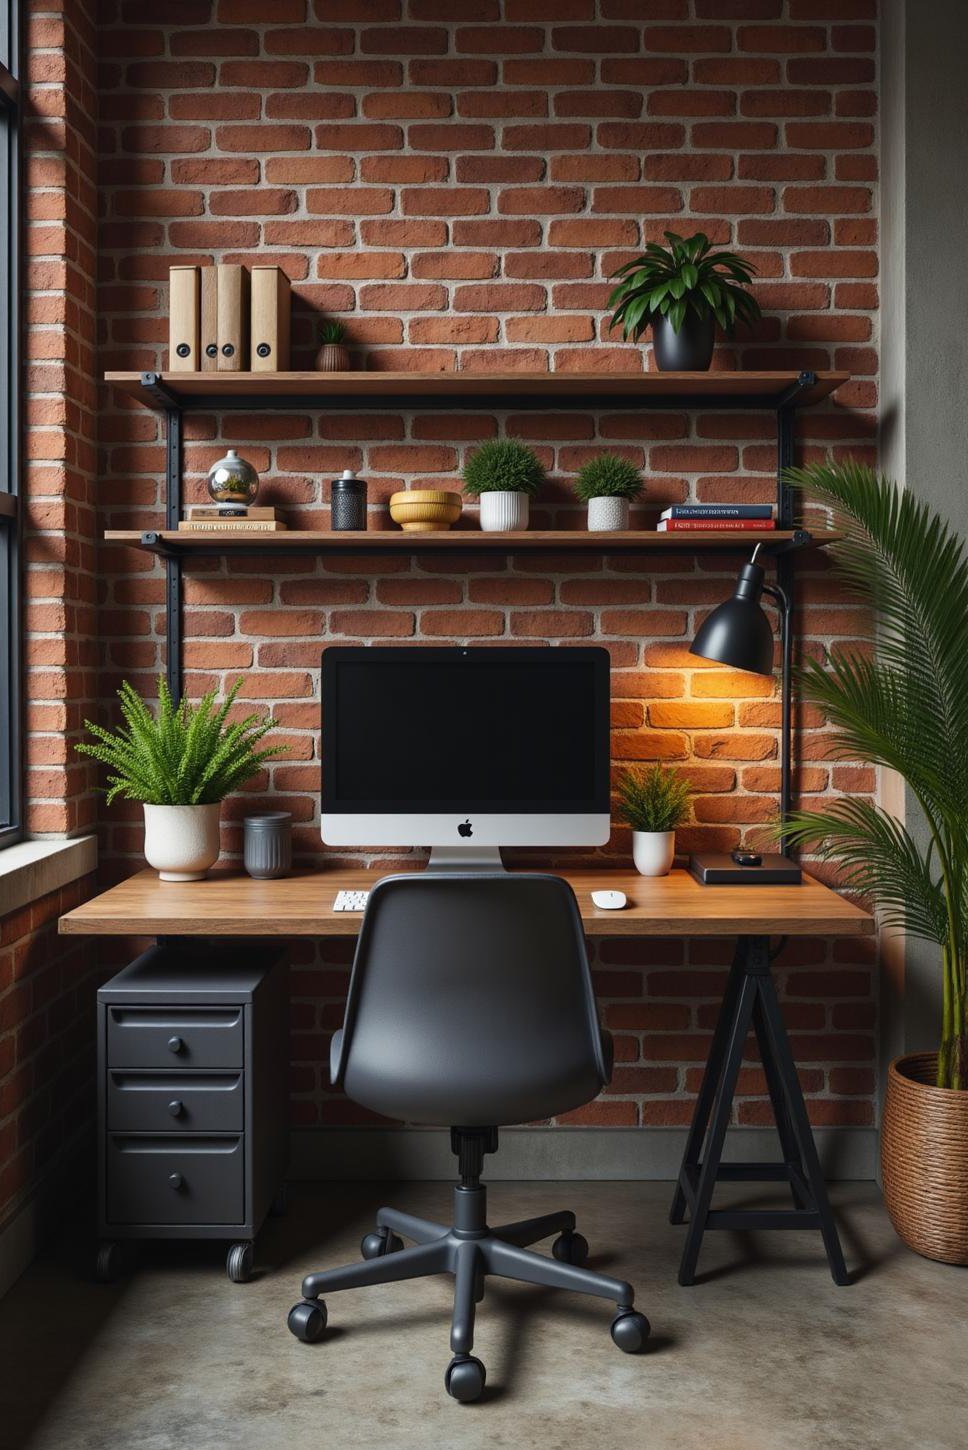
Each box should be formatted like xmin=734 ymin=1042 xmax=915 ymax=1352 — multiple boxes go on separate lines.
xmin=321 ymin=646 xmax=610 ymax=850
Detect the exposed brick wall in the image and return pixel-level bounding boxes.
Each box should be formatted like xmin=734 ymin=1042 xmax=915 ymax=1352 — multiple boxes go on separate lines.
xmin=0 ymin=876 xmax=99 ymax=1228
xmin=92 ymin=1 xmax=878 ymax=1129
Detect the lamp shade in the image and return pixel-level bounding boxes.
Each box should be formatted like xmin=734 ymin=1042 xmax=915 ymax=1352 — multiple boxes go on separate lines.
xmin=689 ymin=560 xmax=775 ymax=676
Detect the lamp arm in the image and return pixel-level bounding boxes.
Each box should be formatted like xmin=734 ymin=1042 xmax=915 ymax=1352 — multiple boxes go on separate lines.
xmin=761 ymin=580 xmax=793 ymax=840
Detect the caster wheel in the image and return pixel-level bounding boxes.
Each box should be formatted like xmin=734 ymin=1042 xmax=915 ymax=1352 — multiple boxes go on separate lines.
xmin=552 ymin=1231 xmax=589 ymax=1266
xmin=611 ymin=1309 xmax=651 ymax=1354
xmin=288 ymin=1299 xmax=327 ymax=1343
xmin=361 ymin=1228 xmax=404 ymax=1260
xmin=445 ymin=1355 xmax=486 ymax=1403
xmin=95 ymin=1241 xmax=123 ymax=1284
xmin=226 ymin=1241 xmax=254 ymax=1283
xmin=270 ymin=1184 xmax=289 ymax=1218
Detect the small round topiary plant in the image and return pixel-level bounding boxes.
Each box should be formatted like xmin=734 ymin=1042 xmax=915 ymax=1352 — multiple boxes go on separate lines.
xmin=573 ymin=455 xmax=643 ymax=503
xmin=462 ymin=439 xmax=545 ymax=497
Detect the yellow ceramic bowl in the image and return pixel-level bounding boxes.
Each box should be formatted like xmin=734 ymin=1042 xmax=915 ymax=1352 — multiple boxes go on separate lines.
xmin=389 ymin=489 xmax=463 ymax=533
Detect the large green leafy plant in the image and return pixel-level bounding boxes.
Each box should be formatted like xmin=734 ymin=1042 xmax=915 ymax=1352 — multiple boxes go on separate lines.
xmin=616 ymin=763 xmax=692 ymax=834
xmin=780 ymin=462 xmax=968 ymax=1090
xmin=606 ymin=230 xmax=761 ymax=340
xmin=77 ymin=677 xmax=286 ymax=805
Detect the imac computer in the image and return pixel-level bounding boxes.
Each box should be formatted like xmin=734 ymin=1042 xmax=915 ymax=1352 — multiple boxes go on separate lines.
xmin=321 ymin=645 xmax=610 ymax=869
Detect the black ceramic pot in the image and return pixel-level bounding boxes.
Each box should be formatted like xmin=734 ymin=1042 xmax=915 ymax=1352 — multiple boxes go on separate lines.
xmin=651 ymin=310 xmax=716 ymax=371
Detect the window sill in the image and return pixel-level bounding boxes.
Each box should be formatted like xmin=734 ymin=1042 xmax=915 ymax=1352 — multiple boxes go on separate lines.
xmin=0 ymin=836 xmax=98 ymax=917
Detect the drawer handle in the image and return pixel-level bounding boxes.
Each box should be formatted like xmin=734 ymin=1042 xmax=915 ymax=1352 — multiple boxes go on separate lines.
xmin=168 ymin=1100 xmax=184 ymax=1119
xmin=168 ymin=1172 xmax=185 ymax=1191
xmin=167 ymin=1036 xmax=185 ymax=1055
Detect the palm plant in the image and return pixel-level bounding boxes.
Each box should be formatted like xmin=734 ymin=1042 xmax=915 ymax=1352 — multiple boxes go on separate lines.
xmin=779 ymin=461 xmax=968 ymax=1090
xmin=606 ymin=231 xmax=761 ymax=340
xmin=77 ymin=676 xmax=286 ymax=805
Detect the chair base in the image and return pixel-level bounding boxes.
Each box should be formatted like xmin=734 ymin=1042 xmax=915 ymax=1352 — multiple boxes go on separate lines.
xmin=291 ymin=1136 xmax=649 ymax=1400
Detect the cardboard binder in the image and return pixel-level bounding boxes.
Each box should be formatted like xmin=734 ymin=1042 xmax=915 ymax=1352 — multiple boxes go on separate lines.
xmin=200 ymin=266 xmax=218 ymax=372
xmin=251 ymin=266 xmax=291 ymax=372
xmin=168 ymin=266 xmax=199 ymax=372
xmin=216 ymin=264 xmax=249 ymax=371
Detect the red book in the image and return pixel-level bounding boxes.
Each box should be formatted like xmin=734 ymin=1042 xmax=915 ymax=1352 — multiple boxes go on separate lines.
xmin=656 ymin=519 xmax=777 ymax=532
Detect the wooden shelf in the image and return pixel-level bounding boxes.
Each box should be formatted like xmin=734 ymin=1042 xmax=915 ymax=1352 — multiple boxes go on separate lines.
xmin=104 ymin=527 xmax=842 ymax=559
xmin=106 ymin=368 xmax=849 ymax=412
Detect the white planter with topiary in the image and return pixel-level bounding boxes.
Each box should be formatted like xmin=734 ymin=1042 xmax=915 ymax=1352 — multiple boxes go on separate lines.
xmin=462 ymin=439 xmax=545 ymax=533
xmin=574 ymin=454 xmax=643 ymax=532
xmin=616 ymin=763 xmax=693 ymax=878
xmin=77 ymin=677 xmax=287 ymax=884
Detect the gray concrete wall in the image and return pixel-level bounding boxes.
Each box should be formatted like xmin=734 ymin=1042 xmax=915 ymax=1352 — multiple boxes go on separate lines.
xmin=880 ymin=0 xmax=968 ymax=1066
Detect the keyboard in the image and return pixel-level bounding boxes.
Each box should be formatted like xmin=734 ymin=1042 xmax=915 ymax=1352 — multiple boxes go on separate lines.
xmin=332 ymin=890 xmax=370 ymax=913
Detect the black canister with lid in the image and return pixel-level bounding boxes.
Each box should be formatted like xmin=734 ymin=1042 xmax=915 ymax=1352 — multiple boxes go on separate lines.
xmin=243 ymin=812 xmax=293 ymax=880
xmin=331 ymin=469 xmax=367 ymax=531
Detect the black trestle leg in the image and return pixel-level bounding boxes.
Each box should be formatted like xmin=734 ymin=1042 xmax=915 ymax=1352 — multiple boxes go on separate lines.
xmin=670 ymin=934 xmax=849 ymax=1287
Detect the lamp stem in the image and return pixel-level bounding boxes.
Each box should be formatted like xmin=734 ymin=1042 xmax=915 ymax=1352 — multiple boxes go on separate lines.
xmin=763 ymin=581 xmax=793 ymax=840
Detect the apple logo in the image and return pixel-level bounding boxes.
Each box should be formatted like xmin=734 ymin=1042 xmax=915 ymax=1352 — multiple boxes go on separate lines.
xmin=458 ymin=819 xmax=473 ymax=838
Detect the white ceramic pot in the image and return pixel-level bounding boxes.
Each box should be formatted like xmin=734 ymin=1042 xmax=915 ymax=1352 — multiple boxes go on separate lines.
xmin=632 ymin=829 xmax=676 ymax=877
xmin=587 ymin=497 xmax=630 ymax=531
xmin=143 ymin=802 xmax=221 ymax=882
xmin=479 ymin=491 xmax=529 ymax=532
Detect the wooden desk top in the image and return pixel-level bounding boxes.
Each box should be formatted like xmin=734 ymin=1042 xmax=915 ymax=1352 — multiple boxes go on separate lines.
xmin=58 ymin=866 xmax=874 ymax=939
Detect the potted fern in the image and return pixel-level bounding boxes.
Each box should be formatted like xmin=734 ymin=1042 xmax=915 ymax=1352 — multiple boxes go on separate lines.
xmin=573 ymin=454 xmax=642 ymax=532
xmin=462 ymin=439 xmax=545 ymax=532
xmin=616 ymin=763 xmax=692 ymax=877
xmin=78 ymin=677 xmax=286 ymax=882
xmin=606 ymin=230 xmax=760 ymax=371
xmin=780 ymin=460 xmax=968 ymax=1265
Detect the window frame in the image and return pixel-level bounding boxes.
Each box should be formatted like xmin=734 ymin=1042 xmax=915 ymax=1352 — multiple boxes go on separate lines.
xmin=0 ymin=0 xmax=21 ymax=849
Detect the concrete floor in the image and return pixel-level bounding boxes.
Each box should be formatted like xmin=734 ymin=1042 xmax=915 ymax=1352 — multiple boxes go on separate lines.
xmin=0 ymin=1180 xmax=965 ymax=1450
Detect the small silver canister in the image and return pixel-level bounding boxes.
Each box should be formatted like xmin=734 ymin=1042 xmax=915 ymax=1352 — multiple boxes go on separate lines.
xmin=243 ymin=812 xmax=293 ymax=880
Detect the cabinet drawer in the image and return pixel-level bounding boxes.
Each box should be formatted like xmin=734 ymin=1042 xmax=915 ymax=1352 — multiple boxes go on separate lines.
xmin=107 ymin=1072 xmax=244 ymax=1133
xmin=106 ymin=1136 xmax=244 ymax=1226
xmin=106 ymin=1007 xmax=243 ymax=1069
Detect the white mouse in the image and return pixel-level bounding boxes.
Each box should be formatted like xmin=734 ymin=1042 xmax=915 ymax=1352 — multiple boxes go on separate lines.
xmin=591 ymin=889 xmax=627 ymax=911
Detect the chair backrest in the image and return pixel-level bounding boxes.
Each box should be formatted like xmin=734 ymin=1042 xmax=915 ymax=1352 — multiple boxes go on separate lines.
xmin=335 ymin=873 xmax=609 ymax=1128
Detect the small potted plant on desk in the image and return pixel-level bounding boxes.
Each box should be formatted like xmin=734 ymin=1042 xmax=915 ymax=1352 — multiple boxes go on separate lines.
xmin=462 ymin=438 xmax=545 ymax=532
xmin=573 ymin=454 xmax=643 ymax=532
xmin=616 ymin=763 xmax=692 ymax=877
xmin=78 ymin=677 xmax=286 ymax=882
xmin=316 ymin=320 xmax=350 ymax=372
xmin=779 ymin=459 xmax=968 ymax=1266
xmin=606 ymin=230 xmax=761 ymax=372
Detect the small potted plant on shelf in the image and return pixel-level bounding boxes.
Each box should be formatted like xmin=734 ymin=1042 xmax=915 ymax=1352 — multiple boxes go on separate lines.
xmin=315 ymin=320 xmax=350 ymax=372
xmin=779 ymin=459 xmax=968 ymax=1266
xmin=77 ymin=677 xmax=286 ymax=882
xmin=462 ymin=438 xmax=545 ymax=532
xmin=606 ymin=230 xmax=761 ymax=372
xmin=616 ymin=762 xmax=692 ymax=877
xmin=573 ymin=454 xmax=643 ymax=532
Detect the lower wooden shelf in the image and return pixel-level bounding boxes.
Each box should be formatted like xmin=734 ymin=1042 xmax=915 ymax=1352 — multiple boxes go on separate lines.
xmin=104 ymin=527 xmax=839 ymax=558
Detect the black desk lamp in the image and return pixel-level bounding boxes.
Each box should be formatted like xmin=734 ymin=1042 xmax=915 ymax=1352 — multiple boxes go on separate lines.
xmin=688 ymin=544 xmax=801 ymax=884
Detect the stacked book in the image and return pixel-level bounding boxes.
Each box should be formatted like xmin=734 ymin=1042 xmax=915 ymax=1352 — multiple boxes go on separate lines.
xmin=178 ymin=506 xmax=288 ymax=533
xmin=656 ymin=504 xmax=775 ymax=533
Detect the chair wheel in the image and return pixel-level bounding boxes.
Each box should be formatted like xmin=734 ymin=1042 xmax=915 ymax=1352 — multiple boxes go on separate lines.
xmin=361 ymin=1228 xmax=404 ymax=1260
xmin=552 ymin=1231 xmax=589 ymax=1266
xmin=611 ymin=1309 xmax=650 ymax=1354
xmin=226 ymin=1241 xmax=254 ymax=1283
xmin=445 ymin=1355 xmax=486 ymax=1403
xmin=95 ymin=1241 xmax=123 ymax=1284
xmin=288 ymin=1299 xmax=327 ymax=1343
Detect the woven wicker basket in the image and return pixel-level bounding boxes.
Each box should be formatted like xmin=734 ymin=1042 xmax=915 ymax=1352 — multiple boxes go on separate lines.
xmin=882 ymin=1052 xmax=968 ymax=1265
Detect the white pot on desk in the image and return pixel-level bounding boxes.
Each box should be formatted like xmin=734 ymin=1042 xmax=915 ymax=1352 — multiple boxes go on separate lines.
xmin=143 ymin=802 xmax=221 ymax=882
xmin=632 ymin=830 xmax=676 ymax=878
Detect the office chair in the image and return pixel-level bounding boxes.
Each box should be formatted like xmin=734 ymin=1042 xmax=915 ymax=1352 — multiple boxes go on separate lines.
xmin=287 ymin=872 xmax=650 ymax=1402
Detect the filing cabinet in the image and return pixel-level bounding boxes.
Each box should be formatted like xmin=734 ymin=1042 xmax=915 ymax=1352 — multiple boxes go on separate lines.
xmin=96 ymin=942 xmax=289 ymax=1283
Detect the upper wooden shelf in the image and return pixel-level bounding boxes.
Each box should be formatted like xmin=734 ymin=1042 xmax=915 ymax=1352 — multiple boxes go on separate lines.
xmin=104 ymin=527 xmax=841 ymax=559
xmin=105 ymin=369 xmax=849 ymax=412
